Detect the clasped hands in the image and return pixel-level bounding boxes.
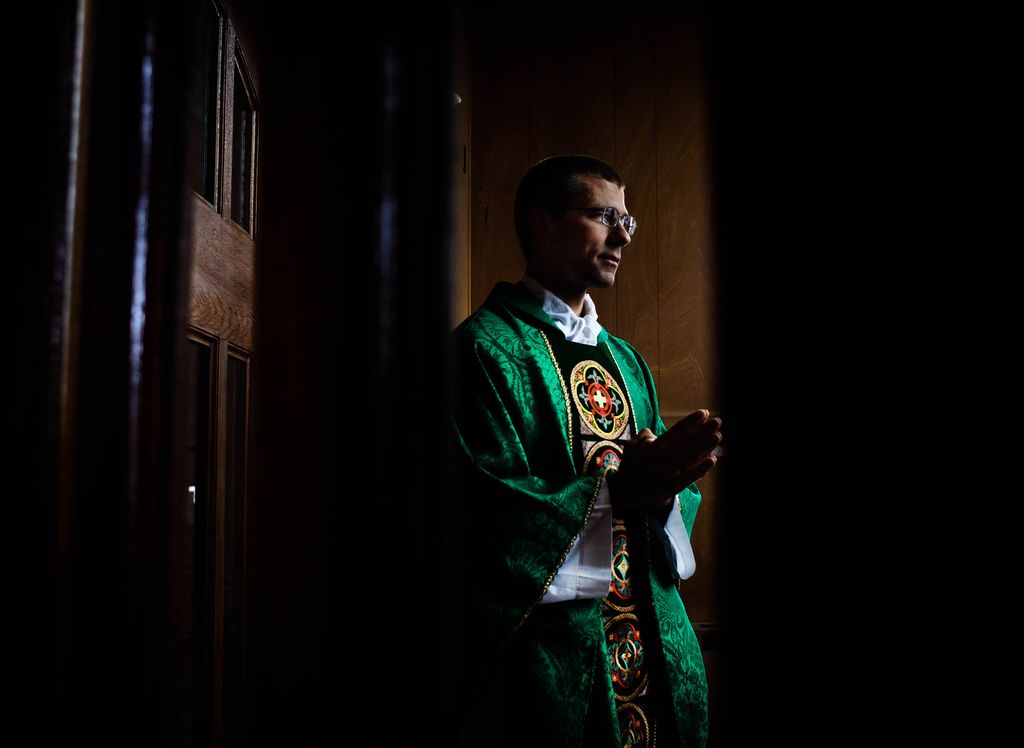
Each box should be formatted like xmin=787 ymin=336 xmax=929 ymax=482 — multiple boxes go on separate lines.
xmin=606 ymin=409 xmax=723 ymax=512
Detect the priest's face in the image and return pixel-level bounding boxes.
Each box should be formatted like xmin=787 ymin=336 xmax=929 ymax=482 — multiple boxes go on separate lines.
xmin=534 ymin=176 xmax=632 ymax=294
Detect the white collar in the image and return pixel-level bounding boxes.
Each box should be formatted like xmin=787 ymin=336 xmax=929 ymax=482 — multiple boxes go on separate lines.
xmin=520 ymin=273 xmax=604 ymax=346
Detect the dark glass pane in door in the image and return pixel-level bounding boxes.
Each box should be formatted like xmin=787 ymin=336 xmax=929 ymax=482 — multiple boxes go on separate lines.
xmin=230 ymin=64 xmax=252 ymax=230
xmin=191 ymin=0 xmax=220 ymax=203
xmin=223 ymin=354 xmax=248 ymax=746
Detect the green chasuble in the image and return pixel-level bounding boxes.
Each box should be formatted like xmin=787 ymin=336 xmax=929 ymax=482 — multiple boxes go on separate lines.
xmin=451 ymin=281 xmax=708 ymax=748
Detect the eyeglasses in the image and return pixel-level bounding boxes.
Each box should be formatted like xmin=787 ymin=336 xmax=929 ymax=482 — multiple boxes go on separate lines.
xmin=565 ymin=206 xmax=637 ymax=236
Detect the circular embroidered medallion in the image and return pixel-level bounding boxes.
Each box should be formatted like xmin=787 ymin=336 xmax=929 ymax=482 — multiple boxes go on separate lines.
xmin=617 ymin=702 xmax=651 ymax=748
xmin=570 ymin=360 xmax=629 ymax=439
xmin=583 ymin=440 xmax=623 ymax=477
xmin=607 ymin=619 xmax=646 ymax=690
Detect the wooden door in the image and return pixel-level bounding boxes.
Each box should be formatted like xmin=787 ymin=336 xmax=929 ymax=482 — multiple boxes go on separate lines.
xmin=181 ymin=2 xmax=258 ymax=745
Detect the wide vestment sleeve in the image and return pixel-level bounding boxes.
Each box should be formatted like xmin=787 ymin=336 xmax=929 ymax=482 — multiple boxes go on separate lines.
xmin=450 ymin=318 xmax=607 ymax=652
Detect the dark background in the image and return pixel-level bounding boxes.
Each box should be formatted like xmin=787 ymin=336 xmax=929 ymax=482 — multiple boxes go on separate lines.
xmin=705 ymin=5 xmax=1010 ymax=741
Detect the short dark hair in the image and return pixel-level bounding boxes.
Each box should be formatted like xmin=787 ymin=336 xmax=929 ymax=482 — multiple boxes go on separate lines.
xmin=513 ymin=154 xmax=625 ymax=257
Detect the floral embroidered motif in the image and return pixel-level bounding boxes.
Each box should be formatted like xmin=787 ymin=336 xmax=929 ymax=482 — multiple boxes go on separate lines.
xmin=583 ymin=439 xmax=624 ymax=477
xmin=569 ymin=360 xmax=630 ymax=439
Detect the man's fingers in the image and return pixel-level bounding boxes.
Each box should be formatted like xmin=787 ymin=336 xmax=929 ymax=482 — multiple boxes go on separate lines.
xmin=703 ymin=429 xmax=723 ymax=453
xmin=657 ymin=425 xmax=721 ymax=467
xmin=666 ymin=411 xmax=720 ymax=441
xmin=653 ymin=410 xmax=711 ymax=452
xmin=693 ymin=416 xmax=722 ymax=442
xmin=673 ymin=455 xmax=717 ymax=490
xmin=632 ymin=428 xmax=656 ymax=445
xmin=668 ymin=409 xmax=709 ymax=435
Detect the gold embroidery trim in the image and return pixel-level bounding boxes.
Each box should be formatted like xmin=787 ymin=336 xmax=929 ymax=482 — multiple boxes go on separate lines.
xmin=538 ymin=329 xmax=574 ymax=465
xmin=603 ymin=611 xmax=641 ymax=627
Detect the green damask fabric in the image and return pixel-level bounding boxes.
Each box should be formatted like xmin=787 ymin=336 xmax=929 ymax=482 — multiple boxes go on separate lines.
xmin=451 ymin=281 xmax=708 ymax=747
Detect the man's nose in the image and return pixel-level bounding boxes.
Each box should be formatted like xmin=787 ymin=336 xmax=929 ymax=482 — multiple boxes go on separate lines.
xmin=609 ymin=222 xmax=631 ymax=247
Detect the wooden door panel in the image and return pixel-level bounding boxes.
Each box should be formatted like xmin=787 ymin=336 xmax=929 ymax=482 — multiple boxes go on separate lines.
xmin=190 ymin=197 xmax=254 ymax=349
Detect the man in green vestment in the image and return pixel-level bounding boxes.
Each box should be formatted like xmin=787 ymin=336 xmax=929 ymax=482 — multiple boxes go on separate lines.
xmin=450 ymin=155 xmax=722 ymax=747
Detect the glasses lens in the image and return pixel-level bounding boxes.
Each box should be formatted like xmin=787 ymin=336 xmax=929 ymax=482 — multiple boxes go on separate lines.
xmin=623 ymin=215 xmax=637 ymax=235
xmin=598 ymin=207 xmax=617 ymax=228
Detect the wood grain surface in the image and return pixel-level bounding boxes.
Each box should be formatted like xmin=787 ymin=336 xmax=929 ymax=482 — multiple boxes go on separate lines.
xmin=190 ymin=196 xmax=254 ymax=350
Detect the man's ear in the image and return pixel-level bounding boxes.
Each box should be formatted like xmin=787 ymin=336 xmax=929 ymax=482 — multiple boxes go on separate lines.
xmin=529 ymin=208 xmax=556 ymax=243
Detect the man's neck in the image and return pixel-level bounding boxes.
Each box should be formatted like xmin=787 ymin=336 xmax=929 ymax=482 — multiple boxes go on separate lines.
xmin=523 ymin=273 xmax=587 ymax=317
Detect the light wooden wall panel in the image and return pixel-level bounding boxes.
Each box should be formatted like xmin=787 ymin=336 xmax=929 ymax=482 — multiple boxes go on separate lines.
xmin=654 ymin=8 xmax=717 ymax=419
xmin=467 ymin=19 xmax=529 ymax=314
xmin=615 ymin=15 xmax=662 ymax=396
